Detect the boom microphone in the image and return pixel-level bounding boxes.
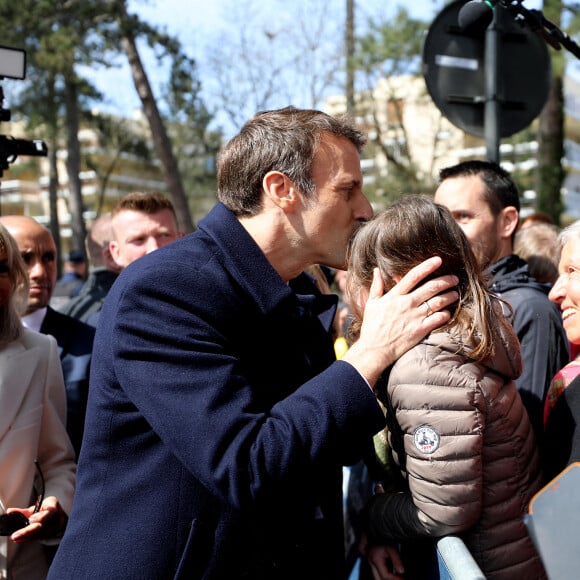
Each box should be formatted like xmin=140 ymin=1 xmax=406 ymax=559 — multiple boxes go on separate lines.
xmin=458 ymin=0 xmax=500 ymax=32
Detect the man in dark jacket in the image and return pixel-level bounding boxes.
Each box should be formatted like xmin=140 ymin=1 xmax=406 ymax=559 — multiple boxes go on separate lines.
xmin=0 ymin=215 xmax=95 ymax=458
xmin=435 ymin=160 xmax=569 ymax=439
xmin=59 ymin=213 xmax=121 ymax=326
xmin=63 ymin=193 xmax=179 ymax=328
xmin=50 ymin=248 xmax=86 ymax=309
xmin=47 ymin=107 xmax=459 ymax=580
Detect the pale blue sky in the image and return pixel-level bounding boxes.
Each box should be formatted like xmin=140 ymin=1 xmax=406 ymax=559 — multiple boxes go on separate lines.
xmin=129 ymin=0 xmax=445 ymax=43
xmin=97 ymin=0 xmax=548 ymax=130
xmin=100 ymin=0 xmax=447 ymax=120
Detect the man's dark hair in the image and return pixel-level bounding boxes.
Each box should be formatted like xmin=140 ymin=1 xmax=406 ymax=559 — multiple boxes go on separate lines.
xmin=438 ymin=159 xmax=520 ymax=214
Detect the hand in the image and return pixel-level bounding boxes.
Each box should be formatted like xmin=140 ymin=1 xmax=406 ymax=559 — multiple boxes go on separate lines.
xmin=9 ymin=496 xmax=68 ymax=543
xmin=343 ymin=256 xmax=458 ymax=386
xmin=366 ymin=544 xmax=405 ymax=580
xmin=359 ymin=532 xmax=405 ymax=580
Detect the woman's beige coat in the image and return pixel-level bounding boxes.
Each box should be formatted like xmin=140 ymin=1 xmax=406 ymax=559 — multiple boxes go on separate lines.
xmin=0 ymin=328 xmax=76 ymax=579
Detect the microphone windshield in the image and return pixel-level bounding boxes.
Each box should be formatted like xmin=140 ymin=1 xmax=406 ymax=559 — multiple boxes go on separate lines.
xmin=458 ymin=0 xmax=494 ymax=33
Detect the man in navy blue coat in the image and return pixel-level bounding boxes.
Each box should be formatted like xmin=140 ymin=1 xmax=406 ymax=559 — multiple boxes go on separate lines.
xmin=49 ymin=107 xmax=459 ymax=579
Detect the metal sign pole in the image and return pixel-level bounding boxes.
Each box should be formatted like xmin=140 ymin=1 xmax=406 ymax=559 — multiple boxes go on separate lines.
xmin=422 ymin=0 xmax=551 ymax=146
xmin=485 ymin=7 xmax=500 ymax=163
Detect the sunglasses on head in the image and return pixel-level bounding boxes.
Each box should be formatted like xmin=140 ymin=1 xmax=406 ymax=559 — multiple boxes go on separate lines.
xmin=0 ymin=460 xmax=45 ymax=536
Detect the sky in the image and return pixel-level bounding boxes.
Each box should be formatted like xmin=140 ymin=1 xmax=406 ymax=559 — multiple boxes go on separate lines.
xmin=98 ymin=0 xmax=448 ymax=122
xmin=97 ymin=0 xmax=550 ymax=133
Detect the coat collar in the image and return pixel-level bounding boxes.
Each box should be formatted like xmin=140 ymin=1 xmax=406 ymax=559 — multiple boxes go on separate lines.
xmin=198 ymin=203 xmax=338 ymax=333
xmin=198 ymin=203 xmax=300 ymax=314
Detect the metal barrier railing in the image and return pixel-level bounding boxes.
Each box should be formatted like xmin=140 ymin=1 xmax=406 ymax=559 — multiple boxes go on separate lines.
xmin=437 ymin=535 xmax=486 ymax=580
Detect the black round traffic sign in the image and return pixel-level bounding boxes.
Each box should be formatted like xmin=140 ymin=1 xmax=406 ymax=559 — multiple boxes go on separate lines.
xmin=422 ymin=0 xmax=551 ymax=138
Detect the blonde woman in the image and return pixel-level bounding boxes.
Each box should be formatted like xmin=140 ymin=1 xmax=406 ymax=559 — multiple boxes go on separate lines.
xmin=0 ymin=224 xmax=75 ymax=579
xmin=347 ymin=196 xmax=544 ymax=580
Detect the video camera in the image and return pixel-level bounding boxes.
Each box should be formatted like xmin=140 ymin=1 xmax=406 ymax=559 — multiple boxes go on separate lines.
xmin=0 ymin=45 xmax=47 ymax=177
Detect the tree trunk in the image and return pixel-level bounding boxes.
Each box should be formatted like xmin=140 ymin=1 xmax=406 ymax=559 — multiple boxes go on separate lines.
xmin=346 ymin=0 xmax=355 ymax=115
xmin=536 ymin=75 xmax=564 ymax=225
xmin=116 ymin=2 xmax=195 ymax=233
xmin=64 ymin=77 xmax=87 ymax=251
xmin=536 ymin=0 xmax=565 ymax=226
xmin=48 ymin=137 xmax=62 ymax=276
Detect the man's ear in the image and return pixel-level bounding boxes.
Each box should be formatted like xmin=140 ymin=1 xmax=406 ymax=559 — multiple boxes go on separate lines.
xmin=108 ymin=241 xmax=122 ymax=268
xmin=263 ymin=171 xmax=297 ymax=211
xmin=499 ymin=206 xmax=519 ymax=239
xmin=104 ymin=244 xmax=122 ymax=273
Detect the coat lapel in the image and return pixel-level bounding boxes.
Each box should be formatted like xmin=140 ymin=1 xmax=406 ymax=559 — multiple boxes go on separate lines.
xmin=0 ymin=340 xmax=43 ymax=442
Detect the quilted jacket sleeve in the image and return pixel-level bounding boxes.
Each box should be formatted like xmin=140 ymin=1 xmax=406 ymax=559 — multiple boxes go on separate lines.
xmin=366 ymin=342 xmax=487 ymax=542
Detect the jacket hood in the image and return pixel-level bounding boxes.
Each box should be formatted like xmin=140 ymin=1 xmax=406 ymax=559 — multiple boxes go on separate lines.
xmin=488 ymin=254 xmax=551 ymax=296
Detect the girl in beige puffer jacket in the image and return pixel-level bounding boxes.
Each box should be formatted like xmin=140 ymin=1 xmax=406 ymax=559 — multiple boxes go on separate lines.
xmin=347 ymin=195 xmax=546 ymax=580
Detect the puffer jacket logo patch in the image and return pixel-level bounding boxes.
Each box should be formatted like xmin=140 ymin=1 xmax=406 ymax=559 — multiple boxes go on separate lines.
xmin=413 ymin=425 xmax=440 ymax=454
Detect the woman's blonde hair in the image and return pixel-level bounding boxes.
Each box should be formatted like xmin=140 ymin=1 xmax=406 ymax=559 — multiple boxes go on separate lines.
xmin=0 ymin=223 xmax=29 ymax=345
xmin=346 ymin=194 xmax=509 ymax=362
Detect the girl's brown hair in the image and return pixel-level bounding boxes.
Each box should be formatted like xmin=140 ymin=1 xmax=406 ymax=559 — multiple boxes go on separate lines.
xmin=346 ymin=194 xmax=508 ymax=362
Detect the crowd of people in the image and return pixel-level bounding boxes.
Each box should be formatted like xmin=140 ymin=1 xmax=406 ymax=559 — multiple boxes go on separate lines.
xmin=0 ymin=105 xmax=577 ymax=579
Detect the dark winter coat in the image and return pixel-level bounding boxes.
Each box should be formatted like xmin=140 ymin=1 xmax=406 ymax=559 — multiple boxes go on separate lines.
xmin=489 ymin=254 xmax=569 ymax=439
xmin=48 ymin=202 xmax=385 ymax=580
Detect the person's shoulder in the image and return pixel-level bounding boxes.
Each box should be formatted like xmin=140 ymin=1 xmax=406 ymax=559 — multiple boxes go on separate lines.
xmin=45 ymin=307 xmax=96 ymax=340
xmin=21 ymin=326 xmax=58 ymax=351
xmin=508 ymin=286 xmax=559 ymax=317
xmin=8 ymin=329 xmax=61 ymax=371
xmin=501 ymin=282 xmax=554 ymax=310
xmin=395 ymin=333 xmax=492 ymax=386
xmin=565 ymin=374 xmax=580 ymax=399
xmin=122 ymin=233 xmax=206 ymax=279
xmin=122 ymin=233 xmax=233 ymax=295
xmin=391 ymin=338 xmax=451 ymax=381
